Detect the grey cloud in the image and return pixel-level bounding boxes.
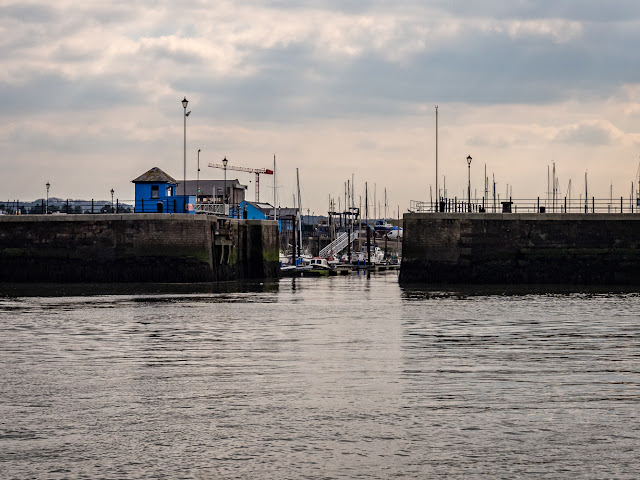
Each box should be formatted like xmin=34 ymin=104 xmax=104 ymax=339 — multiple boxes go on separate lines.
xmin=0 ymin=74 xmax=142 ymax=114
xmin=173 ymin=17 xmax=640 ymax=126
xmin=429 ymin=0 xmax=640 ymax=22
xmin=262 ymin=1 xmax=640 ymax=22
xmin=4 ymin=1 xmax=640 ymax=127
xmin=553 ymin=123 xmax=615 ymax=145
xmin=137 ymin=43 xmax=208 ymax=65
xmin=0 ymin=4 xmax=57 ymax=23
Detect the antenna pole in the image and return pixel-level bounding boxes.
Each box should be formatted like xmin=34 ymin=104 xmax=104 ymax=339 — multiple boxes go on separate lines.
xmin=435 ymin=106 xmax=438 ymax=211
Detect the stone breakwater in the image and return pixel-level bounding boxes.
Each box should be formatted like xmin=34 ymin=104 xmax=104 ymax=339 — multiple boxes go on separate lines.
xmin=400 ymin=213 xmax=640 ymax=284
xmin=0 ymin=214 xmax=279 ymax=282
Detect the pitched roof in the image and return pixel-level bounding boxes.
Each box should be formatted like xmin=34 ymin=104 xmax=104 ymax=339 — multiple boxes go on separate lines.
xmin=131 ymin=167 xmax=177 ymax=184
xmin=241 ymin=201 xmax=299 ymax=217
xmin=243 ymin=201 xmax=274 ymax=214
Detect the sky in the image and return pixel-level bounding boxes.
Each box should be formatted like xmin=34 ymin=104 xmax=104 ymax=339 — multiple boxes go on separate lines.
xmin=2 ymin=0 xmax=640 ymax=215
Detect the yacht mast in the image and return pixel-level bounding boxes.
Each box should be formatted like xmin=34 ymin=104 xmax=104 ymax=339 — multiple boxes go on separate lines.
xmin=296 ymin=168 xmax=302 ymax=256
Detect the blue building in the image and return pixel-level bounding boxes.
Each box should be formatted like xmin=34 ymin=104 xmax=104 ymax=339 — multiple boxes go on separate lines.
xmin=131 ymin=167 xmax=195 ymax=213
xmin=238 ymin=201 xmax=298 ymax=230
xmin=238 ymin=201 xmax=274 ymax=220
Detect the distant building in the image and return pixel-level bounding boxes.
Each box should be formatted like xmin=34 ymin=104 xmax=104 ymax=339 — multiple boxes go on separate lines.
xmin=238 ymin=201 xmax=298 ymax=231
xmin=131 ymin=167 xmax=195 ymax=213
xmin=182 ymin=179 xmax=247 ymax=205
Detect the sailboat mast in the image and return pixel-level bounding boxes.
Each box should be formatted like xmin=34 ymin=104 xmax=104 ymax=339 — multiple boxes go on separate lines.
xmin=397 ymin=205 xmax=400 ymax=257
xmin=374 ymin=184 xmax=377 ymax=220
xmin=366 ymin=182 xmax=370 ymax=264
xmin=385 ymin=188 xmax=387 ymax=219
xmin=273 ymin=154 xmax=277 ymax=223
xmin=296 ymin=168 xmax=302 ymax=255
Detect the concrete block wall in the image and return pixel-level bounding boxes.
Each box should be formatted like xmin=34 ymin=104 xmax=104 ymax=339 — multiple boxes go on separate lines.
xmin=400 ymin=213 xmax=640 ymax=284
xmin=0 ymin=214 xmax=279 ymax=283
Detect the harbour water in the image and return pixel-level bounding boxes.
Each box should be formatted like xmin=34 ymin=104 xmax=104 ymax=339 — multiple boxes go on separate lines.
xmin=1 ymin=274 xmax=639 ymax=479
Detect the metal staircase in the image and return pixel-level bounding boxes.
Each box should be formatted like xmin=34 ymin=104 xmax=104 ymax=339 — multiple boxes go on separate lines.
xmin=319 ymin=231 xmax=358 ymax=258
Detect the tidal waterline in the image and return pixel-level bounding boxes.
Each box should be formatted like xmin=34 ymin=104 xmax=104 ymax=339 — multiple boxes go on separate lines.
xmin=1 ymin=274 xmax=639 ymax=478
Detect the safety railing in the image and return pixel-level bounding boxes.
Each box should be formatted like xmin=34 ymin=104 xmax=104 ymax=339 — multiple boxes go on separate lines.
xmin=410 ymin=197 xmax=640 ymax=214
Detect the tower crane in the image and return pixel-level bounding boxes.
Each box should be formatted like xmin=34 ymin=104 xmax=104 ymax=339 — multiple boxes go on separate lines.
xmin=208 ymin=162 xmax=273 ymax=202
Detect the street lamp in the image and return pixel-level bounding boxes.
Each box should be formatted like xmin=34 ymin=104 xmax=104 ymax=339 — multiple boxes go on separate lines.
xmin=110 ymin=188 xmax=115 ymax=212
xmin=196 ymin=149 xmax=201 ymax=205
xmin=466 ymin=155 xmax=472 ymax=212
xmin=222 ymin=157 xmax=228 ymax=206
xmin=45 ymin=182 xmax=50 ymax=214
xmin=182 ymin=97 xmax=191 ymax=212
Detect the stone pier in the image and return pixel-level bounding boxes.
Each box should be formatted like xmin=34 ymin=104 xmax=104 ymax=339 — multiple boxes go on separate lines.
xmin=0 ymin=214 xmax=279 ymax=282
xmin=400 ymin=213 xmax=640 ymax=284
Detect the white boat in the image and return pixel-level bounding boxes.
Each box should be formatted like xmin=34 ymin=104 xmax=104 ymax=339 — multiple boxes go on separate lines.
xmin=374 ymin=220 xmax=393 ymax=235
xmin=279 ymin=251 xmax=291 ymax=267
xmin=309 ymin=257 xmax=331 ymax=270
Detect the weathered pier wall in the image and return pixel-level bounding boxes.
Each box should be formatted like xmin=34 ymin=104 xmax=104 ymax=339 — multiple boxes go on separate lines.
xmin=0 ymin=214 xmax=279 ymax=282
xmin=400 ymin=213 xmax=640 ymax=284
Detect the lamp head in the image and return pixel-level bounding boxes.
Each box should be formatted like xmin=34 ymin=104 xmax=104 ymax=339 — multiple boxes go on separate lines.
xmin=222 ymin=157 xmax=228 ymax=167
xmin=110 ymin=188 xmax=114 ymax=196
xmin=467 ymin=155 xmax=472 ymax=166
xmin=182 ymin=97 xmax=188 ymax=109
xmin=46 ymin=182 xmax=50 ymax=189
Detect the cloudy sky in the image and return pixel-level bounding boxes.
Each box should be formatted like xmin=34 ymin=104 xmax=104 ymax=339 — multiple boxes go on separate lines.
xmin=2 ymin=0 xmax=640 ymax=214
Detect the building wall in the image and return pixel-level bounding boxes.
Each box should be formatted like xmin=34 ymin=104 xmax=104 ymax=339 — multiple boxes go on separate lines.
xmin=134 ymin=183 xmax=195 ymax=213
xmin=239 ymin=202 xmax=268 ymax=220
xmin=400 ymin=213 xmax=640 ymax=284
xmin=0 ymin=214 xmax=279 ymax=282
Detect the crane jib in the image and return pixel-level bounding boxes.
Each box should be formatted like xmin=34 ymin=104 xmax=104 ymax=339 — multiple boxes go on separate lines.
xmin=208 ymin=163 xmax=274 ymax=202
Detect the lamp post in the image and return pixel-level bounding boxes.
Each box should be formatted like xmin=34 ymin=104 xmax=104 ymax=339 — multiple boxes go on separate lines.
xmin=222 ymin=157 xmax=228 ymax=206
xmin=467 ymin=155 xmax=472 ymax=212
xmin=181 ymin=97 xmax=191 ymax=212
xmin=45 ymin=182 xmax=50 ymax=214
xmin=196 ymin=149 xmax=201 ymax=205
xmin=110 ymin=188 xmax=115 ymax=212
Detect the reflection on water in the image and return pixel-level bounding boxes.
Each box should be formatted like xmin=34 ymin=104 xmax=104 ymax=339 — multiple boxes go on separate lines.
xmin=0 ymin=280 xmax=280 ymax=298
xmin=1 ymin=273 xmax=639 ymax=479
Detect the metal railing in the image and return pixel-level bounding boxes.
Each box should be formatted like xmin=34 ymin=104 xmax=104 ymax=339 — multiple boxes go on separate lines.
xmin=410 ymin=197 xmax=640 ymax=214
xmin=195 ymin=203 xmax=228 ymax=215
xmin=1 ymin=199 xmax=134 ymax=215
xmin=0 ymin=199 xmax=244 ymax=217
xmin=319 ymin=231 xmax=359 ymax=257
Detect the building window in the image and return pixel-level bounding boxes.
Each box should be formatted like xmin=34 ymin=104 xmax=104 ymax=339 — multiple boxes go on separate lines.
xmin=151 ymin=185 xmax=159 ymax=199
xmin=167 ymin=186 xmax=173 ymax=197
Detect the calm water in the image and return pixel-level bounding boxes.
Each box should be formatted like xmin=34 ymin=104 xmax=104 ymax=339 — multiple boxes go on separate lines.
xmin=1 ymin=274 xmax=639 ymax=479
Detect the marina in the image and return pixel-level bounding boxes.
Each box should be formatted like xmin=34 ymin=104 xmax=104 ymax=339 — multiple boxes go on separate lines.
xmin=4 ymin=3 xmax=640 ymax=479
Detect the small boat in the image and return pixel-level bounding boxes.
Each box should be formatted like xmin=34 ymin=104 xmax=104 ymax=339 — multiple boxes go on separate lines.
xmin=374 ymin=220 xmax=393 ymax=234
xmin=352 ymin=244 xmax=385 ymax=265
xmin=309 ymin=257 xmax=331 ymax=270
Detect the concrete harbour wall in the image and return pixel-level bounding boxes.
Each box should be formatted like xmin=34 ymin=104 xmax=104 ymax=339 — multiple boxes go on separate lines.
xmin=400 ymin=213 xmax=640 ymax=284
xmin=0 ymin=214 xmax=279 ymax=282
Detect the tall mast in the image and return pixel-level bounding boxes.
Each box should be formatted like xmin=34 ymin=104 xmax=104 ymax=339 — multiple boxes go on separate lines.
xmin=585 ymin=171 xmax=588 ymax=213
xmin=435 ymin=105 xmax=438 ymax=210
xmin=384 ymin=188 xmax=387 ymax=219
xmin=365 ymin=182 xmax=370 ymax=264
xmin=374 ymin=184 xmax=377 ymax=220
xmin=273 ymin=154 xmax=277 ymax=223
xmin=351 ymin=174 xmax=355 ymax=210
xmin=296 ymin=168 xmax=302 ymax=255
